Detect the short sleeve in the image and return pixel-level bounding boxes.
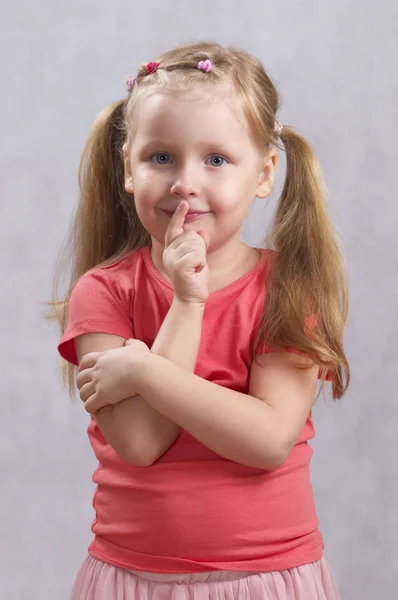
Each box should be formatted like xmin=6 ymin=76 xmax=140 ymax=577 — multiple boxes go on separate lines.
xmin=58 ymin=269 xmax=134 ymax=366
xmin=256 ymin=312 xmax=332 ymax=381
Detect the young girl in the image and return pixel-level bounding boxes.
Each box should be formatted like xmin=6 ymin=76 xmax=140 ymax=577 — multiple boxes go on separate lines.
xmin=53 ymin=41 xmax=349 ymax=600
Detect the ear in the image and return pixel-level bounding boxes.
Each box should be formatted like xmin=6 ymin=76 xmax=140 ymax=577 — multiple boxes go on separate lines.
xmin=122 ymin=143 xmax=134 ymax=194
xmin=256 ymin=148 xmax=278 ymax=199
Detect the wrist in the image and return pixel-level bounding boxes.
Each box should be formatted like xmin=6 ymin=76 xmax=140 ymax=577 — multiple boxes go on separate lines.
xmin=137 ymin=351 xmax=158 ymax=397
xmin=172 ymin=296 xmax=206 ymax=314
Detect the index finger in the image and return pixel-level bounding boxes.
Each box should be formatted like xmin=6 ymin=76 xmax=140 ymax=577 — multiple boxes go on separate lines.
xmin=78 ymin=352 xmax=103 ymax=372
xmin=164 ymin=200 xmax=189 ymax=247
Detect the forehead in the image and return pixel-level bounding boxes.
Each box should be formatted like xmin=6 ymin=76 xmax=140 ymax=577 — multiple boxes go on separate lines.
xmin=131 ymin=83 xmax=252 ymax=147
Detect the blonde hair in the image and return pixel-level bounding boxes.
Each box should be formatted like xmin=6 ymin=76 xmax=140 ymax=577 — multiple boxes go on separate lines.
xmin=49 ymin=41 xmax=350 ymax=399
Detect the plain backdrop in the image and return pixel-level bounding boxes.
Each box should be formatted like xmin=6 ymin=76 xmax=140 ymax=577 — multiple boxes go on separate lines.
xmin=1 ymin=1 xmax=397 ymax=598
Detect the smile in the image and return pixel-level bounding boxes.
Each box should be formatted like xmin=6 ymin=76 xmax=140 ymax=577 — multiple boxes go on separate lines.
xmin=161 ymin=209 xmax=211 ymax=221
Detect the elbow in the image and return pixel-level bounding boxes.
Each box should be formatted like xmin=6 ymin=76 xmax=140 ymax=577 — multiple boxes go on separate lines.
xmin=241 ymin=449 xmax=285 ymax=471
xmin=131 ymin=457 xmax=149 ymax=468
xmin=257 ymin=423 xmax=298 ymax=470
xmin=236 ymin=437 xmax=289 ymax=471
xmin=261 ymin=455 xmax=285 ymax=471
xmin=109 ymin=437 xmax=154 ymax=468
xmin=260 ymin=444 xmax=291 ymax=471
xmin=123 ymin=445 xmax=156 ymax=468
xmin=124 ymin=440 xmax=165 ymax=468
xmin=265 ymin=455 xmax=287 ymax=471
xmin=114 ymin=446 xmax=146 ymax=468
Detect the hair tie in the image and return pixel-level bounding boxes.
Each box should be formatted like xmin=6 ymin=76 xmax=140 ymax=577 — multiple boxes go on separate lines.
xmin=125 ymin=57 xmax=213 ymax=92
xmin=125 ymin=76 xmax=136 ymax=91
xmin=197 ymin=59 xmax=212 ymax=73
xmin=146 ymin=61 xmax=160 ymax=74
xmin=274 ymin=119 xmax=283 ymax=137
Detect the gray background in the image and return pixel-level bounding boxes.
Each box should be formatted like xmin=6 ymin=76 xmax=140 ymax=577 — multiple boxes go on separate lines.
xmin=1 ymin=1 xmax=397 ymax=598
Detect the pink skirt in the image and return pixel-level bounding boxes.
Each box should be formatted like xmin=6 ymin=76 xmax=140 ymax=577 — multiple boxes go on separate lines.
xmin=70 ymin=554 xmax=341 ymax=599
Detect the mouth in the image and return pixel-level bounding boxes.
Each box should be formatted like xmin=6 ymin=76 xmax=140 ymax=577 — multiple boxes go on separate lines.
xmin=161 ymin=209 xmax=212 ymax=221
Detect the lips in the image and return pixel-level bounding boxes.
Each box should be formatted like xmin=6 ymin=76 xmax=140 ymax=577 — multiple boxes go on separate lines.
xmin=161 ymin=208 xmax=211 ymax=221
xmin=162 ymin=209 xmax=209 ymax=215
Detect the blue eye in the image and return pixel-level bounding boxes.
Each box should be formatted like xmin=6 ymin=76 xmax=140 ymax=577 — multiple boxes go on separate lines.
xmin=151 ymin=153 xmax=172 ymax=164
xmin=207 ymin=155 xmax=227 ymax=167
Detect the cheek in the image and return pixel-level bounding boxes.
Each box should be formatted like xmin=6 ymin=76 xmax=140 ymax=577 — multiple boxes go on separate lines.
xmin=133 ymin=200 xmax=157 ymax=232
xmin=132 ymin=172 xmax=162 ymax=208
xmin=132 ymin=181 xmax=167 ymax=241
xmin=132 ymin=170 xmax=151 ymax=194
xmin=210 ymin=183 xmax=256 ymax=228
xmin=212 ymin=177 xmax=255 ymax=212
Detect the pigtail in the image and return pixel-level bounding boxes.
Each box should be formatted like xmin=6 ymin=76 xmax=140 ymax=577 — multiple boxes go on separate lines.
xmin=48 ymin=99 xmax=150 ymax=395
xmin=258 ymin=126 xmax=350 ymax=400
xmin=73 ymin=99 xmax=149 ymax=277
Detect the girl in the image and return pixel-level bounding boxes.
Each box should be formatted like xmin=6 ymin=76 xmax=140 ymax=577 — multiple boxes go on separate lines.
xmin=53 ymin=41 xmax=349 ymax=600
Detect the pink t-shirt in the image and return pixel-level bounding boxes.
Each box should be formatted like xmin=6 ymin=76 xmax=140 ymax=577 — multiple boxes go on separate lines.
xmin=58 ymin=245 xmax=325 ymax=573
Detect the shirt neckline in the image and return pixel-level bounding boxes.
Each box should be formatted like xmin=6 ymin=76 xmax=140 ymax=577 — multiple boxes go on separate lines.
xmin=142 ymin=244 xmax=269 ymax=300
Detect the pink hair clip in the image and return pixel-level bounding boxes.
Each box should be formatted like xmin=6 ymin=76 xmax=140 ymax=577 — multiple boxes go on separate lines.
xmin=125 ymin=76 xmax=136 ymax=91
xmin=146 ymin=61 xmax=160 ymax=74
xmin=197 ymin=59 xmax=212 ymax=73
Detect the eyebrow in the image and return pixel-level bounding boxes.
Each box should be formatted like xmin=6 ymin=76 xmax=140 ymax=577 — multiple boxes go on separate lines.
xmin=138 ymin=139 xmax=237 ymax=156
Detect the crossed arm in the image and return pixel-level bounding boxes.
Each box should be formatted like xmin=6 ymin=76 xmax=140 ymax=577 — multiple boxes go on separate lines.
xmin=75 ymin=299 xmax=204 ymax=467
xmin=76 ymin=302 xmax=319 ymax=470
xmin=133 ymin=349 xmax=319 ymax=470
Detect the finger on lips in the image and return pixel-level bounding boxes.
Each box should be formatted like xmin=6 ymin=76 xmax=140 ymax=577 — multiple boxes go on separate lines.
xmin=164 ymin=200 xmax=189 ymax=247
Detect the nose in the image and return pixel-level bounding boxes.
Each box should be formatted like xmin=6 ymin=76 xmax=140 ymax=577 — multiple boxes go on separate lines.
xmin=170 ymin=164 xmax=199 ymax=198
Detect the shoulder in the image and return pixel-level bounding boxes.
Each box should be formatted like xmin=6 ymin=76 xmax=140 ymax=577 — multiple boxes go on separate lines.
xmin=59 ymin=250 xmax=147 ymax=365
xmin=239 ymin=247 xmax=275 ymax=296
xmin=89 ymin=246 xmax=146 ymax=282
xmin=67 ymin=248 xmax=149 ymax=326
xmin=72 ymin=247 xmax=147 ymax=299
xmin=257 ymin=247 xmax=276 ymax=273
xmin=249 ymin=247 xmax=275 ymax=278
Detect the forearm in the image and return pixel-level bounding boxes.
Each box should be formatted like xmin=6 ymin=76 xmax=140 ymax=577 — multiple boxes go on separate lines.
xmin=151 ymin=297 xmax=205 ymax=368
xmin=95 ymin=299 xmax=205 ymax=466
xmin=137 ymin=354 xmax=285 ymax=470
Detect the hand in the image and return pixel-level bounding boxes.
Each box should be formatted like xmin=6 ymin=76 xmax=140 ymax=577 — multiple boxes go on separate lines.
xmin=76 ymin=339 xmax=150 ymax=414
xmin=163 ymin=200 xmax=210 ymax=304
